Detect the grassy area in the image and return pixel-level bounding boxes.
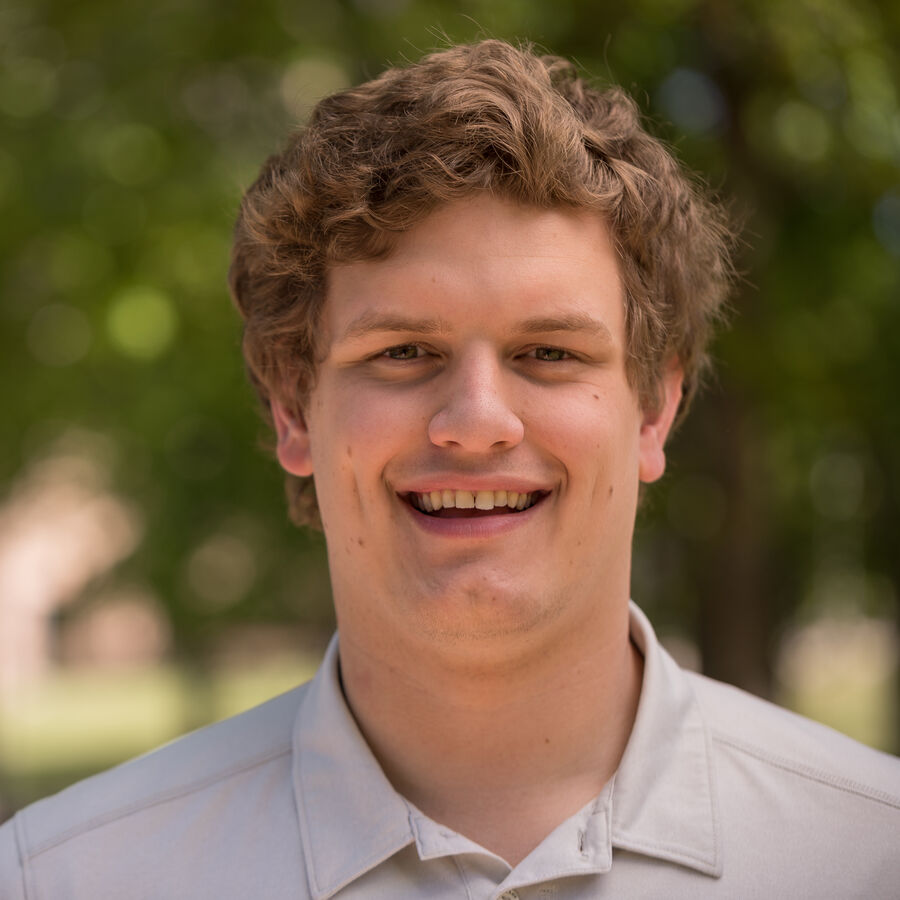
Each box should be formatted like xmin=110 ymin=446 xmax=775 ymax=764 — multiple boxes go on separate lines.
xmin=778 ymin=679 xmax=897 ymax=753
xmin=0 ymin=652 xmax=321 ymax=818
xmin=774 ymin=612 xmax=898 ymax=754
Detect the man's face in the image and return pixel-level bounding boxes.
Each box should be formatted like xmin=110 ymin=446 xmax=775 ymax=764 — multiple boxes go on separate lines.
xmin=274 ymin=195 xmax=681 ymax=657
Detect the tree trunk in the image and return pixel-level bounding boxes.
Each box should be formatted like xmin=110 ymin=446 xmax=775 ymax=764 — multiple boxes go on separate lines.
xmin=697 ymin=387 xmax=772 ymax=698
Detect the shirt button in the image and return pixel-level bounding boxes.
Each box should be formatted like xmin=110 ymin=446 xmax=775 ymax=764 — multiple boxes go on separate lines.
xmin=499 ymin=892 xmax=520 ymax=900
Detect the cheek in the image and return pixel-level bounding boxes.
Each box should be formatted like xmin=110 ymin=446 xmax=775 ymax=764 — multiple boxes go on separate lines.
xmin=344 ymin=392 xmax=428 ymax=481
xmin=527 ymin=388 xmax=630 ymax=457
xmin=528 ymin=388 xmax=641 ymax=500
xmin=309 ymin=387 xmax=423 ymax=508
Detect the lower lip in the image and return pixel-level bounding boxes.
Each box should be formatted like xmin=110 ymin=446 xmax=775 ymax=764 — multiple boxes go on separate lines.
xmin=402 ymin=497 xmax=544 ymax=538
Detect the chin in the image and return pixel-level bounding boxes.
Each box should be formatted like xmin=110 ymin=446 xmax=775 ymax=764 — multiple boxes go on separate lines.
xmin=405 ymin=579 xmax=566 ymax=645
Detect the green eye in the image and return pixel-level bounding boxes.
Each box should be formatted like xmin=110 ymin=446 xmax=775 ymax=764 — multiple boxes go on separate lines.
xmin=532 ymin=347 xmax=568 ymax=361
xmin=384 ymin=344 xmax=421 ymax=360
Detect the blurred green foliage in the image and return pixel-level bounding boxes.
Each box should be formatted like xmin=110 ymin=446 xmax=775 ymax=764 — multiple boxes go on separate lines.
xmin=1 ymin=0 xmax=898 ymax=738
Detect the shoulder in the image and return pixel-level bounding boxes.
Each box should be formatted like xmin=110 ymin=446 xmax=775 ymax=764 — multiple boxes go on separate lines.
xmin=1 ymin=682 xmax=311 ymax=898
xmin=19 ymin=682 xmax=307 ymax=853
xmin=683 ymin=673 xmax=900 ymax=894
xmin=687 ymin=670 xmax=900 ymax=807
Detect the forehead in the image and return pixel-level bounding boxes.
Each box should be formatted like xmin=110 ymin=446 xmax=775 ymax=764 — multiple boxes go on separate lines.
xmin=323 ymin=195 xmax=624 ymax=340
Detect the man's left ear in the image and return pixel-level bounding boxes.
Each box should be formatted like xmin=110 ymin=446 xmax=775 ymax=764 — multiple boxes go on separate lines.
xmin=638 ymin=362 xmax=684 ymax=484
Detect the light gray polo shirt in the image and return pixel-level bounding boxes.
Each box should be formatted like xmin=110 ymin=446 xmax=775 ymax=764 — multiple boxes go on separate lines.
xmin=2 ymin=604 xmax=899 ymax=898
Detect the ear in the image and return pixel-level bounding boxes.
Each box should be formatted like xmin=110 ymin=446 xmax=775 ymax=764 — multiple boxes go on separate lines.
xmin=638 ymin=362 xmax=684 ymax=484
xmin=271 ymin=399 xmax=314 ymax=477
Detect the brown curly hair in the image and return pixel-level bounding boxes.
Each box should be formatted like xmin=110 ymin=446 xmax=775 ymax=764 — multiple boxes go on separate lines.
xmin=229 ymin=39 xmax=735 ymax=527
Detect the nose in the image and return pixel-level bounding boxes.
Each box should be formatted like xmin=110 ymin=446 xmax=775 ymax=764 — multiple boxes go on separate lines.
xmin=428 ymin=348 xmax=525 ymax=452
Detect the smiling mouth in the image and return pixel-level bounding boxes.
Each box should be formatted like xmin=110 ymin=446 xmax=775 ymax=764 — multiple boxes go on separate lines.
xmin=404 ymin=489 xmax=546 ymax=518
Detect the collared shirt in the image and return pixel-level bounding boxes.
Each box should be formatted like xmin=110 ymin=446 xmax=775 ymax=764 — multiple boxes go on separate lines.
xmin=2 ymin=604 xmax=899 ymax=898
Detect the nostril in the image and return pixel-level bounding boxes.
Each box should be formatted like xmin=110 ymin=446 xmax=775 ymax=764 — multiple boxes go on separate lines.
xmin=427 ymin=386 xmax=524 ymax=451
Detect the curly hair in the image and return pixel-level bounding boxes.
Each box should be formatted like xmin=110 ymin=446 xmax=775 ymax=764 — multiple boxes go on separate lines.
xmin=229 ymin=39 xmax=735 ymax=527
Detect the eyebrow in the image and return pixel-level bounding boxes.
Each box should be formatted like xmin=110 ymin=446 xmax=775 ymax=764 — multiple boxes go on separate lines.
xmin=339 ymin=312 xmax=448 ymax=342
xmin=518 ymin=313 xmax=614 ymax=343
xmin=338 ymin=309 xmax=614 ymax=344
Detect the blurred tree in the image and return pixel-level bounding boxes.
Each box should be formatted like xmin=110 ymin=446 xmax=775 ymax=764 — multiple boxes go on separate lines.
xmin=2 ymin=0 xmax=898 ymax=745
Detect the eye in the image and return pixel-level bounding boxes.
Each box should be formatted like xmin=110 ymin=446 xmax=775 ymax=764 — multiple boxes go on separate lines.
xmin=528 ymin=346 xmax=571 ymax=362
xmin=382 ymin=344 xmax=424 ymax=360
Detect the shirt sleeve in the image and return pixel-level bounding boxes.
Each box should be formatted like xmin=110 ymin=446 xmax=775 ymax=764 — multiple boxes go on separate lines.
xmin=0 ymin=815 xmax=28 ymax=900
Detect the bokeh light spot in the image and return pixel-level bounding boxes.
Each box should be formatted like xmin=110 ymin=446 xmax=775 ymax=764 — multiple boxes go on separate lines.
xmin=0 ymin=57 xmax=58 ymax=117
xmin=54 ymin=60 xmax=105 ymax=121
xmin=774 ymin=101 xmax=831 ymax=162
xmin=873 ymin=191 xmax=900 ymax=257
xmin=279 ymin=57 xmax=349 ymax=123
xmin=844 ymin=103 xmax=896 ymax=160
xmin=27 ymin=303 xmax=92 ymax=367
xmin=186 ymin=533 xmax=257 ymax=611
xmin=148 ymin=224 xmax=228 ymax=293
xmin=106 ymin=286 xmax=177 ymax=360
xmin=96 ymin=123 xmax=167 ymax=186
xmin=656 ymin=68 xmax=726 ymax=135
xmin=181 ymin=67 xmax=250 ymax=135
xmin=809 ymin=452 xmax=865 ymax=520
xmin=777 ymin=608 xmax=898 ymax=750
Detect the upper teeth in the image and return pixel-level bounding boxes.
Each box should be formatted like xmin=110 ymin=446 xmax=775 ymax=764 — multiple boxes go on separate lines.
xmin=411 ymin=490 xmax=536 ymax=512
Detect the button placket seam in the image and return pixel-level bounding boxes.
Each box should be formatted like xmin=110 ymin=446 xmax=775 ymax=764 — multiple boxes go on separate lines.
xmin=450 ymin=853 xmax=475 ymax=900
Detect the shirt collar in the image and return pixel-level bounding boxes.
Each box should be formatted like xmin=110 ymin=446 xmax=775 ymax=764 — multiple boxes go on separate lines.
xmin=292 ymin=603 xmax=722 ymax=898
xmin=611 ymin=602 xmax=723 ymax=876
xmin=292 ymin=636 xmax=416 ymax=899
xmin=408 ymin=782 xmax=616 ymax=888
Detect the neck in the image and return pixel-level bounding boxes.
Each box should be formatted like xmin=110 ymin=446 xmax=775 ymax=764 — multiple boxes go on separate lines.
xmin=338 ymin=602 xmax=643 ymax=866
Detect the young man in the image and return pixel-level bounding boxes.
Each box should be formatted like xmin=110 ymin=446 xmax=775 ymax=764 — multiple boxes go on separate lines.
xmin=2 ymin=40 xmax=898 ymax=899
